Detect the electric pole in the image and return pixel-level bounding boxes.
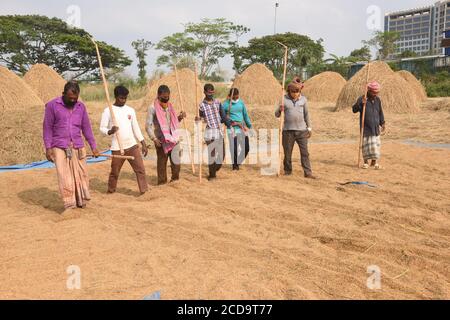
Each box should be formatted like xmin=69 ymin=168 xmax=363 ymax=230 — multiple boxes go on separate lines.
xmin=274 ymin=2 xmax=279 ymax=34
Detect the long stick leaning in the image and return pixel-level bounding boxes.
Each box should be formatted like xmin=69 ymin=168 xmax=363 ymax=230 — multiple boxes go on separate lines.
xmin=174 ymin=63 xmax=196 ymax=175
xmin=90 ymin=37 xmax=125 ymax=155
xmin=358 ymin=61 xmax=371 ymax=168
xmin=225 ymin=79 xmax=238 ymax=166
xmin=277 ymin=42 xmax=289 ymax=177
xmin=194 ymin=62 xmax=202 ymax=182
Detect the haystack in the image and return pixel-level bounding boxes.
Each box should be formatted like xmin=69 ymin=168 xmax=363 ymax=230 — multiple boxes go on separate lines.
xmin=247 ymin=107 xmax=279 ymax=130
xmin=233 ymin=63 xmax=282 ymax=106
xmin=0 ymin=105 xmax=45 ymax=166
xmin=303 ymin=71 xmax=346 ymax=103
xmin=23 ymin=64 xmax=66 ymax=104
xmin=335 ymin=61 xmax=420 ymax=113
xmin=396 ymin=70 xmax=427 ymax=102
xmin=0 ymin=66 xmax=43 ymax=111
xmin=140 ymin=68 xmax=203 ymax=114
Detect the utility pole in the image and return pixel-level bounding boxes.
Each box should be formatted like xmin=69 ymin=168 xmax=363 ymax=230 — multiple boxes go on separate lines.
xmin=274 ymin=2 xmax=279 ymax=35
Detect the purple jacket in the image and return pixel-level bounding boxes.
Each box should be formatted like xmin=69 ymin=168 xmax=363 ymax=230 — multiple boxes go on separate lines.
xmin=43 ymin=97 xmax=97 ymax=150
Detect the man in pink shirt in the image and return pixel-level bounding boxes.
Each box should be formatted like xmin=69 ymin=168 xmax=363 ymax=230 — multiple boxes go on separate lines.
xmin=43 ymin=81 xmax=99 ymax=211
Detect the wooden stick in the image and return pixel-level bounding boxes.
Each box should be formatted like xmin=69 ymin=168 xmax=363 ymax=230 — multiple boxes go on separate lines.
xmin=362 ymin=242 xmax=377 ymax=254
xmin=391 ymin=269 xmax=409 ymax=280
xmin=174 ymin=63 xmax=196 ymax=175
xmin=225 ymin=79 xmax=238 ymax=165
xmin=358 ymin=61 xmax=371 ymax=168
xmin=194 ymin=61 xmax=202 ymax=183
xmin=90 ymin=37 xmax=125 ymax=155
xmin=88 ymin=154 xmax=135 ymax=160
xmin=277 ymin=42 xmax=289 ymax=177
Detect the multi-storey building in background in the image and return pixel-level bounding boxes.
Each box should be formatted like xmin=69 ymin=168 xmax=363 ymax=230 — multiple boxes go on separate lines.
xmin=385 ymin=0 xmax=450 ymax=57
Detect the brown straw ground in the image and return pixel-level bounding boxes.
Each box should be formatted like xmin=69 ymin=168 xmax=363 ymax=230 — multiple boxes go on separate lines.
xmin=0 ymin=140 xmax=449 ymax=299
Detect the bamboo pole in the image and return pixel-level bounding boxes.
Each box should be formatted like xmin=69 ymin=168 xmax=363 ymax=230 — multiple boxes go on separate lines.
xmin=358 ymin=61 xmax=371 ymax=168
xmin=194 ymin=61 xmax=202 ymax=183
xmin=225 ymin=81 xmax=238 ymax=166
xmin=174 ymin=63 xmax=196 ymax=175
xmin=88 ymin=154 xmax=135 ymax=160
xmin=90 ymin=37 xmax=124 ymax=155
xmin=277 ymin=42 xmax=289 ymax=177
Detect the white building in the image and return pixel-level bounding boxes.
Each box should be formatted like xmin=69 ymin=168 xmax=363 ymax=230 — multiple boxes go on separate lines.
xmin=384 ymin=0 xmax=450 ymax=57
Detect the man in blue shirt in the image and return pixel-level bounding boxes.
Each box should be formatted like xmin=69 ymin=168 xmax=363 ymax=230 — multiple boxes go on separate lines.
xmin=222 ymin=88 xmax=253 ymax=171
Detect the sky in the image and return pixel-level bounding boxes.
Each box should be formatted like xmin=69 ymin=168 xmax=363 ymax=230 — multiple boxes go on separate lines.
xmin=0 ymin=0 xmax=436 ymax=79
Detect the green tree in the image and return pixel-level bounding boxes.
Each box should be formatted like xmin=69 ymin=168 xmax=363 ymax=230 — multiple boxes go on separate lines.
xmin=186 ymin=19 xmax=249 ymax=77
xmin=323 ymin=54 xmax=353 ymax=77
xmin=363 ymin=31 xmax=400 ymax=60
xmin=349 ymin=46 xmax=372 ymax=61
xmin=132 ymin=39 xmax=153 ymax=85
xmin=155 ymin=32 xmax=202 ymax=70
xmin=0 ymin=15 xmax=131 ymax=78
xmin=156 ymin=18 xmax=249 ymax=78
xmin=324 ymin=54 xmax=352 ymax=65
xmin=233 ymin=32 xmax=324 ymax=80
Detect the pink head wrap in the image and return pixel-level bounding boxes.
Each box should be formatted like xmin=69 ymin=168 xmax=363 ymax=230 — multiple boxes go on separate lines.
xmin=368 ymin=81 xmax=381 ymax=93
xmin=288 ymin=77 xmax=305 ymax=92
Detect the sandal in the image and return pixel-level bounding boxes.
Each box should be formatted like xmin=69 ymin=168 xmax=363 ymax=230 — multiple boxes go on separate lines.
xmin=362 ymin=164 xmax=369 ymax=169
xmin=375 ymin=164 xmax=381 ymax=170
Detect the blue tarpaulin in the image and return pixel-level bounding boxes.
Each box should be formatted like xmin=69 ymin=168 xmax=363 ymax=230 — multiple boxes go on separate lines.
xmin=0 ymin=151 xmax=112 ymax=173
xmin=339 ymin=181 xmax=378 ymax=188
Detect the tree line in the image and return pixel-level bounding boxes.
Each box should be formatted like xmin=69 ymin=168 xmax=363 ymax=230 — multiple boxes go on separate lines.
xmin=0 ymin=15 xmax=405 ymax=83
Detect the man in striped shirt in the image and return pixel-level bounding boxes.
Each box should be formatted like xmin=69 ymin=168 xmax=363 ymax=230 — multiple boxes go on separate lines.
xmin=196 ymin=84 xmax=231 ymax=181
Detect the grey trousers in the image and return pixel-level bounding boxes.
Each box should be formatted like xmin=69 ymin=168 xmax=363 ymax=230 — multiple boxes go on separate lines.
xmin=206 ymin=137 xmax=225 ymax=178
xmin=282 ymin=130 xmax=312 ymax=176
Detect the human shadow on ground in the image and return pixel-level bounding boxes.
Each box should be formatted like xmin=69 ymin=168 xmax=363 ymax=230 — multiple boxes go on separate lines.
xmin=18 ymin=187 xmax=64 ymax=214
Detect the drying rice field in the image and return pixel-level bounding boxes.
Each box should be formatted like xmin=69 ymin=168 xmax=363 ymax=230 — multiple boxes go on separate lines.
xmin=0 ymin=97 xmax=449 ymax=300
xmin=0 ymin=61 xmax=449 ymax=300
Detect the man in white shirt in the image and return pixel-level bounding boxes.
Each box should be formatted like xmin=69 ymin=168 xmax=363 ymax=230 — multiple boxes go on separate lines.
xmin=100 ymin=85 xmax=149 ymax=195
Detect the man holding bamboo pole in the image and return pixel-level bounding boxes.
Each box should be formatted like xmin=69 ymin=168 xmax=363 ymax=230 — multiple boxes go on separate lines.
xmin=146 ymin=85 xmax=186 ymax=185
xmin=275 ymin=78 xmax=316 ymax=179
xmin=353 ymin=81 xmax=386 ymax=170
xmin=90 ymin=37 xmax=125 ymax=155
xmin=43 ymin=81 xmax=100 ymax=211
xmin=100 ymin=85 xmax=149 ymax=195
xmin=195 ymin=84 xmax=231 ymax=181
xmin=222 ymin=88 xmax=253 ymax=171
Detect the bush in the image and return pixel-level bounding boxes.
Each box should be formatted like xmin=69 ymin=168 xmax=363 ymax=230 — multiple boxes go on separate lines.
xmin=79 ymin=80 xmax=147 ymax=102
xmin=423 ymin=71 xmax=450 ymax=97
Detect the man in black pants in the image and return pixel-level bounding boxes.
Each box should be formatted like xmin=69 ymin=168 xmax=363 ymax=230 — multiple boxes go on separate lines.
xmin=222 ymin=88 xmax=253 ymax=171
xmin=275 ymin=77 xmax=316 ymax=179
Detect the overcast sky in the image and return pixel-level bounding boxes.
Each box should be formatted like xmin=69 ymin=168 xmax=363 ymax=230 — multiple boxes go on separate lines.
xmin=0 ymin=0 xmax=435 ymax=79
